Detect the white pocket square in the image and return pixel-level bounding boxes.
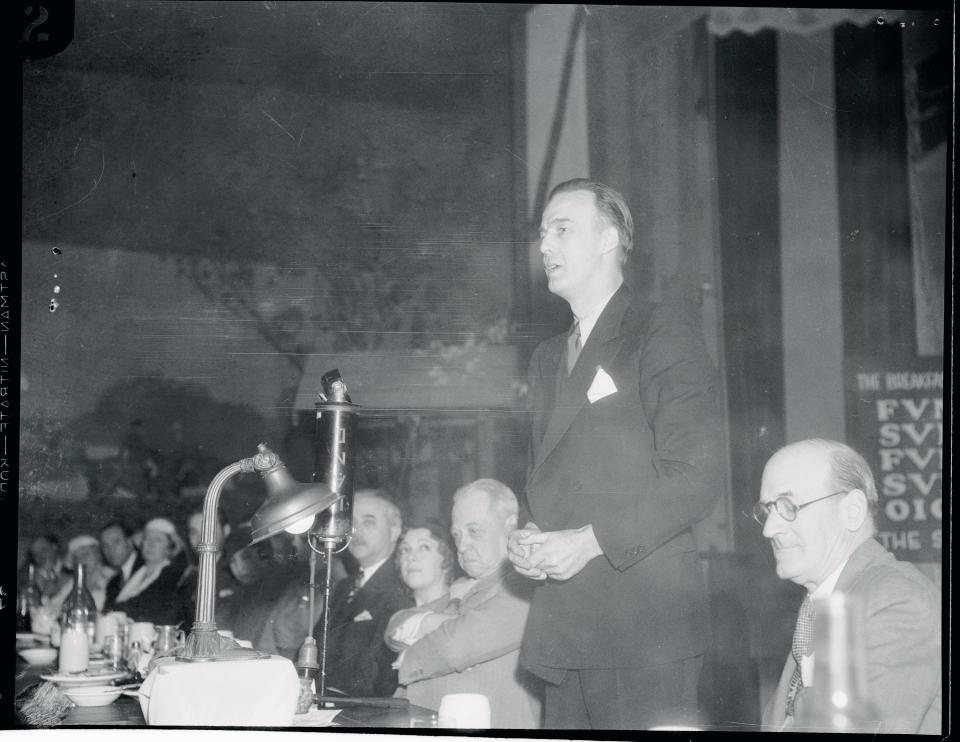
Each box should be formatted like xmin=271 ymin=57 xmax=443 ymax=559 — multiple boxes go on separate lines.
xmin=353 ymin=610 xmax=373 ymax=622
xmin=587 ymin=366 xmax=618 ymax=403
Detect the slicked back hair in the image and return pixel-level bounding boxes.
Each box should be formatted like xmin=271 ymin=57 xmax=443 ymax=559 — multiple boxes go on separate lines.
xmin=548 ymin=178 xmax=634 ymax=261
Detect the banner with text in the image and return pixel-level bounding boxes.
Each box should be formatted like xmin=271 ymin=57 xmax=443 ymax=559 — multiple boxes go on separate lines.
xmin=847 ymin=368 xmax=942 ymax=562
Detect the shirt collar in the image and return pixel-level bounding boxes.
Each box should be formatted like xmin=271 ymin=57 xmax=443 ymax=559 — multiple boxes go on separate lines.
xmin=810 ymin=558 xmax=849 ymax=600
xmin=122 ymin=550 xmax=138 ymax=580
xmin=358 ymin=556 xmax=389 ymax=587
xmin=573 ymin=281 xmax=622 ymax=346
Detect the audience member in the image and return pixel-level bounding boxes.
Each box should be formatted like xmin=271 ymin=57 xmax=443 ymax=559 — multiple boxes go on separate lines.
xmin=22 ymin=534 xmax=70 ymax=601
xmin=314 ymin=489 xmax=412 ymax=697
xmin=253 ymin=532 xmax=344 ymax=660
xmin=757 ymin=439 xmax=941 ymax=733
xmin=114 ymin=517 xmax=193 ymax=626
xmin=389 ymin=479 xmax=542 ymax=728
xmin=216 ymin=527 xmax=281 ymax=641
xmin=100 ymin=520 xmax=143 ymax=611
xmin=49 ymin=535 xmax=116 ymax=612
xmin=391 ymin=520 xmax=455 ymax=607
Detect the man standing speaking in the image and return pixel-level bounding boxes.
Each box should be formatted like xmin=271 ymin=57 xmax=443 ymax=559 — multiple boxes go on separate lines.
xmin=508 ymin=178 xmax=723 ymax=729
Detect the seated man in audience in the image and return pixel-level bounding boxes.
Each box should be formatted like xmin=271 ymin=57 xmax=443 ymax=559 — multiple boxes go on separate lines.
xmin=757 ymin=439 xmax=941 ymax=733
xmin=100 ymin=520 xmax=143 ymax=612
xmin=315 ymin=489 xmax=412 ymax=697
xmin=217 ymin=525 xmax=292 ymax=647
xmin=389 ymin=479 xmax=543 ymax=728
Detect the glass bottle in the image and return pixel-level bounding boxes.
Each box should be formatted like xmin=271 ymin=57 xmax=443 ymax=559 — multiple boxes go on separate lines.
xmin=17 ymin=564 xmax=40 ymax=632
xmin=797 ymin=592 xmax=881 ymax=733
xmin=60 ymin=562 xmax=98 ymax=647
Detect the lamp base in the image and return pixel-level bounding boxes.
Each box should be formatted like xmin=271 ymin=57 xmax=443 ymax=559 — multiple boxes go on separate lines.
xmin=178 ymin=628 xmax=271 ymax=662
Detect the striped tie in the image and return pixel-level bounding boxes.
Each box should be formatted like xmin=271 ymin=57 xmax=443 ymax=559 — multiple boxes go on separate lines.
xmin=785 ymin=594 xmax=815 ymax=717
xmin=566 ymin=321 xmax=582 ymax=375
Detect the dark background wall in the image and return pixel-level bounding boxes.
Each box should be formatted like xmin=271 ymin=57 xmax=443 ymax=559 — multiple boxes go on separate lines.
xmin=22 ymin=1 xmax=524 ymax=351
xmin=20 ymin=1 xmax=529 ymax=485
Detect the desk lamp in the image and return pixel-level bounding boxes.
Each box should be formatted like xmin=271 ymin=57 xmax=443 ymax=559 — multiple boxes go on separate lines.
xmin=179 ymin=443 xmax=338 ymax=662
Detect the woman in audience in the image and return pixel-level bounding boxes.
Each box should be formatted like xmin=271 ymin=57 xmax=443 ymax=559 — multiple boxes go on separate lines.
xmin=114 ymin=517 xmax=193 ymax=626
xmin=21 ymin=533 xmax=70 ymax=602
xmin=49 ymin=535 xmax=116 ymax=612
xmin=385 ymin=520 xmax=456 ymax=652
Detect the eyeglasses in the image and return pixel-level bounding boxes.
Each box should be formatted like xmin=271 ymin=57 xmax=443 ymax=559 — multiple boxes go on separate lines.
xmin=752 ymin=490 xmax=849 ymax=525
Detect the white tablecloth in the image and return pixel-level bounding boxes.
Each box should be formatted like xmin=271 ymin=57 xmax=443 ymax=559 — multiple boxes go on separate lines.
xmin=139 ymin=655 xmax=299 ymax=726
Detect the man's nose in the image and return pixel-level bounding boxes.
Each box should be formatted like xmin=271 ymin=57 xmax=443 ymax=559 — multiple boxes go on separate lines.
xmin=762 ymin=509 xmax=784 ymax=539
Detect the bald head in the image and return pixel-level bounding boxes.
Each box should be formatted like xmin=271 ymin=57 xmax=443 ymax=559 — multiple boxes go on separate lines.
xmin=759 ymin=439 xmax=876 ymax=592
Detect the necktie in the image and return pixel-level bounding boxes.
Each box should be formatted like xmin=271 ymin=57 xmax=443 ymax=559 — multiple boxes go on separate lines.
xmin=566 ymin=321 xmax=582 ymax=375
xmin=785 ymin=594 xmax=815 ymax=718
xmin=346 ymin=569 xmax=364 ymax=603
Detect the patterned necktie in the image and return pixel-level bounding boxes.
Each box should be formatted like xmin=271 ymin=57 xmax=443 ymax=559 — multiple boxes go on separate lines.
xmin=346 ymin=569 xmax=364 ymax=603
xmin=785 ymin=594 xmax=815 ymax=717
xmin=566 ymin=321 xmax=582 ymax=375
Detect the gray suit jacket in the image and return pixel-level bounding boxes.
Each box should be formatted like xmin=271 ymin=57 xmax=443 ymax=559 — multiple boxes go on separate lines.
xmin=761 ymin=538 xmax=941 ymax=733
xmin=392 ymin=565 xmax=542 ymax=728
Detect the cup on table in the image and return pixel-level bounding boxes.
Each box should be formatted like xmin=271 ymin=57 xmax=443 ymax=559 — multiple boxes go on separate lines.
xmin=103 ymin=634 xmax=124 ymax=671
xmin=437 ymin=693 xmax=491 ymax=729
xmin=155 ymin=625 xmax=185 ymax=653
xmin=409 ymin=713 xmax=439 ymax=728
xmin=59 ymin=626 xmax=89 ymax=673
xmin=95 ymin=613 xmax=121 ymax=648
xmin=129 ymin=622 xmax=155 ymax=649
xmin=30 ymin=604 xmax=56 ymax=637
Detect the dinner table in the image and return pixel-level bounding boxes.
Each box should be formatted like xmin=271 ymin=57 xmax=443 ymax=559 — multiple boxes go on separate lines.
xmin=14 ymin=657 xmax=438 ymax=729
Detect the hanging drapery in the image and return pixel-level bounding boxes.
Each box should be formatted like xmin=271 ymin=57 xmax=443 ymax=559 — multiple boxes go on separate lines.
xmin=530 ymin=5 xmax=587 ymax=224
xmin=707 ymin=7 xmax=904 ymax=36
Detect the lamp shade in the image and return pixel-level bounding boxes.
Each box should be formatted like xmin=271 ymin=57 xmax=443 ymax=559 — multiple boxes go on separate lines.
xmin=249 ymin=463 xmax=339 ymax=544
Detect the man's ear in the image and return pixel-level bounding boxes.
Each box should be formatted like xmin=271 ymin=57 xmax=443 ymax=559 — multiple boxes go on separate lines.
xmin=223 ymin=524 xmax=232 ymax=540
xmin=841 ymin=489 xmax=869 ymax=531
xmin=390 ymin=523 xmax=402 ymax=545
xmin=506 ymin=513 xmax=518 ymax=532
xmin=600 ymin=225 xmax=619 ymax=255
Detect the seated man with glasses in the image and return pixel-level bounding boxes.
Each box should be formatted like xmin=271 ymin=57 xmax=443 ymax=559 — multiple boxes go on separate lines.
xmin=755 ymin=439 xmax=940 ymax=734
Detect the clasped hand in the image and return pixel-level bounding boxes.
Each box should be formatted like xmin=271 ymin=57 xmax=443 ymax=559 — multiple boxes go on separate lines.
xmin=507 ymin=522 xmax=602 ymax=581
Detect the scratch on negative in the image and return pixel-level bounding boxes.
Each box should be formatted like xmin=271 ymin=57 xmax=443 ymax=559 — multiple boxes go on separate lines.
xmin=33 ymin=149 xmax=106 ymax=223
xmin=261 ymin=109 xmax=296 ymax=140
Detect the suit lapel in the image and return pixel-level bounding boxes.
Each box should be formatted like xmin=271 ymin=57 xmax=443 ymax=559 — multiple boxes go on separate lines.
xmin=530 ymin=286 xmax=631 ymax=479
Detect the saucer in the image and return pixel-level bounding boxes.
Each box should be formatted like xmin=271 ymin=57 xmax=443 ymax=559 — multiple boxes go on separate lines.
xmin=40 ymin=670 xmax=128 ymax=688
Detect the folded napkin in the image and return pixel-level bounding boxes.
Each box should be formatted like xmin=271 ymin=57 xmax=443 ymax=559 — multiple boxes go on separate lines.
xmin=140 ymin=655 xmax=299 ymax=726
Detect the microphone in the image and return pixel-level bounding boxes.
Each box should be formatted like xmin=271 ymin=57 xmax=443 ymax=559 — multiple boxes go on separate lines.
xmin=309 ymin=368 xmax=359 ymax=549
xmin=306 ymin=368 xmax=361 ymax=697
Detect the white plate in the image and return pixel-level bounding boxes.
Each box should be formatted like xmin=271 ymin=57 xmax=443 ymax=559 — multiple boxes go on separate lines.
xmin=63 ymin=685 xmax=123 ymax=707
xmin=40 ymin=670 xmax=128 ymax=688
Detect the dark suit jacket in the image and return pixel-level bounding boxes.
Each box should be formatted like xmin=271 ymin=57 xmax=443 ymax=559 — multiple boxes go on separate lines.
xmin=762 ymin=538 xmax=941 ymax=734
xmin=103 ymin=552 xmax=145 ymax=612
xmin=318 ymin=559 xmax=413 ymax=697
xmin=113 ymin=558 xmax=194 ymax=628
xmin=519 ymin=286 xmax=723 ymax=680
